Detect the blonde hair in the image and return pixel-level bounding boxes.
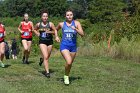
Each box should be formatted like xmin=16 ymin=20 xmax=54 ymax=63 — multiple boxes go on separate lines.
xmin=23 ymin=13 xmax=29 ymax=21
xmin=24 ymin=13 xmax=28 ymax=17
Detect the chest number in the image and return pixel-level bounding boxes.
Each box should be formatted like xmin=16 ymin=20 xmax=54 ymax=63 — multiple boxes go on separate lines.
xmin=66 ymin=33 xmax=73 ymax=38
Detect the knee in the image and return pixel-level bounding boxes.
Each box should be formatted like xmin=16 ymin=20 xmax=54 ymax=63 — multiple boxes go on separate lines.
xmin=24 ymin=47 xmax=28 ymax=51
xmin=28 ymin=48 xmax=31 ymax=52
xmin=27 ymin=49 xmax=30 ymax=52
xmin=43 ymin=56 xmax=49 ymax=61
xmin=1 ymin=51 xmax=4 ymax=55
xmin=0 ymin=51 xmax=4 ymax=55
xmin=27 ymin=47 xmax=31 ymax=52
xmin=67 ymin=61 xmax=72 ymax=66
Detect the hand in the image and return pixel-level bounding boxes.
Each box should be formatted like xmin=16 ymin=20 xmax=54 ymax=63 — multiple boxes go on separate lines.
xmin=46 ymin=31 xmax=51 ymax=34
xmin=45 ymin=28 xmax=50 ymax=32
xmin=29 ymin=29 xmax=31 ymax=32
xmin=20 ymin=31 xmax=24 ymax=34
xmin=37 ymin=33 xmax=40 ymax=37
xmin=55 ymin=36 xmax=60 ymax=42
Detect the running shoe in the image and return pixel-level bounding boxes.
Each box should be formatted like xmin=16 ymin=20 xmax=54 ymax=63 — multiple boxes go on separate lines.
xmin=25 ymin=60 xmax=29 ymax=64
xmin=39 ymin=58 xmax=43 ymax=66
xmin=64 ymin=75 xmax=70 ymax=85
xmin=0 ymin=62 xmax=5 ymax=68
xmin=22 ymin=56 xmax=25 ymax=64
xmin=45 ymin=72 xmax=50 ymax=78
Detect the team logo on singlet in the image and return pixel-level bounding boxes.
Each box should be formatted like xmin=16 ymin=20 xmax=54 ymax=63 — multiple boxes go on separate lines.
xmin=39 ymin=28 xmax=50 ymax=32
xmin=23 ymin=32 xmax=29 ymax=36
xmin=0 ymin=33 xmax=3 ymax=38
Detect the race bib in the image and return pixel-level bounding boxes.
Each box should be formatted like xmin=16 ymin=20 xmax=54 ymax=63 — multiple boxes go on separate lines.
xmin=0 ymin=33 xmax=3 ymax=38
xmin=23 ymin=32 xmax=29 ymax=36
xmin=41 ymin=32 xmax=46 ymax=38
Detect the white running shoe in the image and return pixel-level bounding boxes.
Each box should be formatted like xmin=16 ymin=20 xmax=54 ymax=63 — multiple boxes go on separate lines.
xmin=64 ymin=75 xmax=70 ymax=85
xmin=0 ymin=62 xmax=5 ymax=68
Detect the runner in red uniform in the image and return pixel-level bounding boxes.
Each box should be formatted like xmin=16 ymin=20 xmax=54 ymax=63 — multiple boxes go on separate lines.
xmin=18 ymin=13 xmax=34 ymax=64
xmin=0 ymin=22 xmax=6 ymax=67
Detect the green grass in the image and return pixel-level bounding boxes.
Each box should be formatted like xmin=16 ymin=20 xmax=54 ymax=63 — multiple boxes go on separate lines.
xmin=0 ymin=56 xmax=140 ymax=93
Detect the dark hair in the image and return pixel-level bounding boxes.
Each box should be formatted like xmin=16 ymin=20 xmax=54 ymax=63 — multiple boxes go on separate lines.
xmin=41 ymin=9 xmax=48 ymax=16
xmin=65 ymin=9 xmax=76 ymax=20
xmin=65 ymin=9 xmax=73 ymax=15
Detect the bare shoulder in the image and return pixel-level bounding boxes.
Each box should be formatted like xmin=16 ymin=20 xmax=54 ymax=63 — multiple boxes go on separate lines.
xmin=1 ymin=24 xmax=4 ymax=27
xmin=29 ymin=21 xmax=33 ymax=24
xmin=49 ymin=21 xmax=53 ymax=24
xmin=49 ymin=22 xmax=54 ymax=27
xmin=74 ymin=20 xmax=80 ymax=25
xmin=36 ymin=22 xmax=40 ymax=27
xmin=20 ymin=21 xmax=23 ymax=24
xmin=74 ymin=20 xmax=82 ymax=28
xmin=0 ymin=24 xmax=5 ymax=28
xmin=37 ymin=22 xmax=40 ymax=25
xmin=58 ymin=22 xmax=64 ymax=27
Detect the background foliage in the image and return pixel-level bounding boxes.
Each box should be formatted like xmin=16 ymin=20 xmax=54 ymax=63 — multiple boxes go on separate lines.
xmin=0 ymin=0 xmax=140 ymax=62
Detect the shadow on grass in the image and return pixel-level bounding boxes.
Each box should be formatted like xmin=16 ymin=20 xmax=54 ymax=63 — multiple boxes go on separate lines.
xmin=70 ymin=76 xmax=82 ymax=82
xmin=38 ymin=69 xmax=55 ymax=75
xmin=28 ymin=61 xmax=35 ymax=64
xmin=56 ymin=76 xmax=82 ymax=83
xmin=4 ymin=64 xmax=11 ymax=68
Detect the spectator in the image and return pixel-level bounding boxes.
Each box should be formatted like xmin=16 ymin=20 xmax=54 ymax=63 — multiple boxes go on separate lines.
xmin=5 ymin=41 xmax=10 ymax=59
xmin=11 ymin=39 xmax=17 ymax=59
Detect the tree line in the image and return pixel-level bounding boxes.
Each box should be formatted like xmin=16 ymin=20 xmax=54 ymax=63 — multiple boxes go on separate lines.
xmin=0 ymin=0 xmax=140 ymax=43
xmin=0 ymin=0 xmax=139 ymax=23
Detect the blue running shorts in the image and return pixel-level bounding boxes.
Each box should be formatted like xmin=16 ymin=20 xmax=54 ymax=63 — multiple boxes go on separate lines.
xmin=60 ymin=44 xmax=77 ymax=52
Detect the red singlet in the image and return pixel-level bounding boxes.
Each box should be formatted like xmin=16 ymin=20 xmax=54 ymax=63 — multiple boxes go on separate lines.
xmin=0 ymin=24 xmax=5 ymax=42
xmin=21 ymin=21 xmax=32 ymax=38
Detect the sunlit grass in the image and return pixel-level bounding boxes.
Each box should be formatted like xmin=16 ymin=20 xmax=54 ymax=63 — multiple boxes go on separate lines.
xmin=0 ymin=56 xmax=140 ymax=93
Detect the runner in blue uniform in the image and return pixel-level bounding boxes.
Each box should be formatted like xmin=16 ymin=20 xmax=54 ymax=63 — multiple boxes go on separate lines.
xmin=56 ymin=9 xmax=84 ymax=85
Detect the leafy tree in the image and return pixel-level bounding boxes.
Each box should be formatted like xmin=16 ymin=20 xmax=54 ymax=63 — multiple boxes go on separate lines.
xmin=88 ymin=0 xmax=127 ymax=23
xmin=131 ymin=0 xmax=140 ymax=15
xmin=0 ymin=0 xmax=69 ymax=17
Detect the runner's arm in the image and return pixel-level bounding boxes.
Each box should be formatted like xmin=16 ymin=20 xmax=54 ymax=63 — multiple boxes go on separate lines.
xmin=3 ymin=26 xmax=6 ymax=37
xmin=56 ymin=22 xmax=62 ymax=31
xmin=30 ymin=22 xmax=34 ymax=32
xmin=33 ymin=23 xmax=40 ymax=36
xmin=18 ymin=22 xmax=24 ymax=34
xmin=71 ymin=21 xmax=84 ymax=37
xmin=49 ymin=22 xmax=60 ymax=42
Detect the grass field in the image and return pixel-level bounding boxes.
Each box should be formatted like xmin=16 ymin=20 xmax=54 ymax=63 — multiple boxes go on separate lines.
xmin=0 ymin=55 xmax=140 ymax=93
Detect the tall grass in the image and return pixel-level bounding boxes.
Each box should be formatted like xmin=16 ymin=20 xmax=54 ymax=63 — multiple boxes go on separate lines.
xmin=0 ymin=17 xmax=63 ymax=27
xmin=78 ymin=35 xmax=140 ymax=63
xmin=2 ymin=17 xmax=140 ymax=63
